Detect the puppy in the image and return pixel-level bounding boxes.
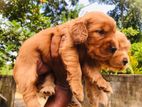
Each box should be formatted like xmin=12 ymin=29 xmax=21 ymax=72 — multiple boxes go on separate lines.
xmin=13 ymin=12 xmax=117 ymax=107
xmin=85 ymin=31 xmax=130 ymax=107
xmin=39 ymin=31 xmax=130 ymax=107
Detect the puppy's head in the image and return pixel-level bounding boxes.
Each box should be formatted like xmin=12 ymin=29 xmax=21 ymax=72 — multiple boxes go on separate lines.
xmin=70 ymin=12 xmax=117 ymax=61
xmin=104 ymin=31 xmax=131 ymax=70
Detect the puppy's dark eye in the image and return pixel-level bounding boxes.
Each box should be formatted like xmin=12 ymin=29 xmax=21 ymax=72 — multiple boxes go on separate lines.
xmin=95 ymin=30 xmax=105 ymax=35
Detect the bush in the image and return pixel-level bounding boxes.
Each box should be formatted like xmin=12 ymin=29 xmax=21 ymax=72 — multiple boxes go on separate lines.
xmin=121 ymin=27 xmax=141 ymax=43
xmin=131 ymin=43 xmax=142 ymax=66
xmin=129 ymin=54 xmax=142 ymax=74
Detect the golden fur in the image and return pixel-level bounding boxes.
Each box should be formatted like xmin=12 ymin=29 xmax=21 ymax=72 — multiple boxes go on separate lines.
xmin=13 ymin=12 xmax=117 ymax=107
xmin=85 ymin=31 xmax=130 ymax=107
xmin=39 ymin=31 xmax=130 ymax=107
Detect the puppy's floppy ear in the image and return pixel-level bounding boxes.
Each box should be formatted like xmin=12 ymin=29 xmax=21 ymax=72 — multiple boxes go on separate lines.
xmin=70 ymin=20 xmax=88 ymax=44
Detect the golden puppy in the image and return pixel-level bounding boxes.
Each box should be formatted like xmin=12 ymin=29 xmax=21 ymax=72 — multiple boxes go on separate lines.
xmin=13 ymin=12 xmax=117 ymax=107
xmin=39 ymin=31 xmax=130 ymax=107
xmin=85 ymin=31 xmax=130 ymax=107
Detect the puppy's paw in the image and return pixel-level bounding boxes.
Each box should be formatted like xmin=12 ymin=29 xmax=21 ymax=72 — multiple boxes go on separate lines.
xmin=39 ymin=86 xmax=55 ymax=98
xmin=68 ymin=96 xmax=82 ymax=107
xmin=96 ymin=79 xmax=113 ymax=93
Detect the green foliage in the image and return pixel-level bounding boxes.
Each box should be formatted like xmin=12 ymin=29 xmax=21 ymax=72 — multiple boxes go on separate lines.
xmin=0 ymin=19 xmax=35 ymax=68
xmin=122 ymin=27 xmax=139 ymax=37
xmin=42 ymin=0 xmax=80 ymax=25
xmin=121 ymin=27 xmax=140 ymax=43
xmin=93 ymin=0 xmax=142 ymax=29
xmin=0 ymin=0 xmax=80 ymax=26
xmin=131 ymin=43 xmax=142 ymax=66
xmin=0 ymin=0 xmax=34 ymax=22
xmin=129 ymin=54 xmax=142 ymax=74
xmin=0 ymin=65 xmax=12 ymax=75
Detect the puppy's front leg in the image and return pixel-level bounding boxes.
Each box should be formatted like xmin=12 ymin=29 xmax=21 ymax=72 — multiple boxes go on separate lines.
xmin=83 ymin=64 xmax=112 ymax=93
xmin=85 ymin=78 xmax=108 ymax=107
xmin=85 ymin=78 xmax=99 ymax=107
xmin=60 ymin=47 xmax=84 ymax=102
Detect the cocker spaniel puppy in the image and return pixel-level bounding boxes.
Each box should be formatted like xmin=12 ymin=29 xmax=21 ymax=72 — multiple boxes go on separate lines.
xmin=39 ymin=31 xmax=130 ymax=107
xmin=13 ymin=12 xmax=117 ymax=107
xmin=85 ymin=31 xmax=130 ymax=107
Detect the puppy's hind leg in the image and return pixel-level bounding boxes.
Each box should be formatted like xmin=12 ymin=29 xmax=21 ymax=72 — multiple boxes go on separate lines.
xmin=14 ymin=64 xmax=41 ymax=107
xmin=39 ymin=74 xmax=55 ymax=98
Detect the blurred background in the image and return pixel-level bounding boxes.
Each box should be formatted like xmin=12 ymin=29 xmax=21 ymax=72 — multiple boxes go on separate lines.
xmin=0 ymin=0 xmax=142 ymax=75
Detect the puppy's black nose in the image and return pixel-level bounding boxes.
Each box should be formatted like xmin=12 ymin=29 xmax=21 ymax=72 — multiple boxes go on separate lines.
xmin=110 ymin=47 xmax=117 ymax=53
xmin=123 ymin=58 xmax=128 ymax=65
